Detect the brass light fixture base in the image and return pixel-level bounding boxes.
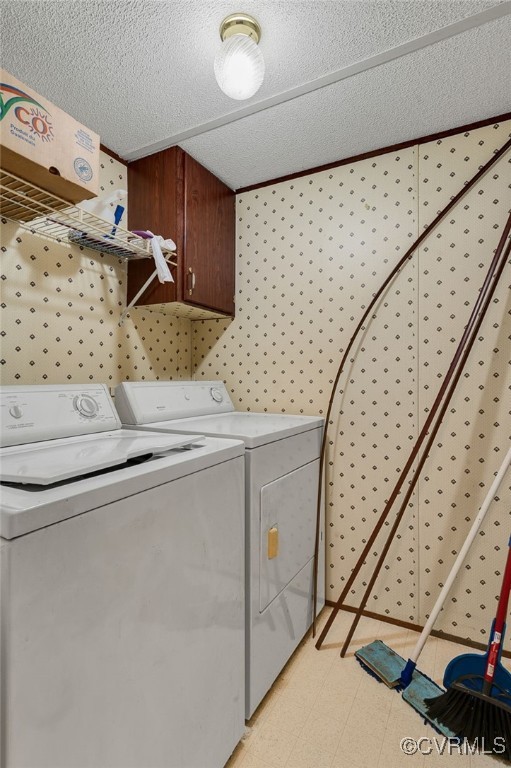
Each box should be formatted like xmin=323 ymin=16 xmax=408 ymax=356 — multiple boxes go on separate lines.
xmin=219 ymin=13 xmax=261 ymax=43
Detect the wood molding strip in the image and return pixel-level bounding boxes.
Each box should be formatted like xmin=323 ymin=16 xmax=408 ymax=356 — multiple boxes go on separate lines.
xmin=100 ymin=143 xmax=127 ymax=165
xmin=100 ymin=114 xmax=511 ymax=191
xmin=323 ymin=600 xmax=511 ymax=660
xmin=237 ymin=111 xmax=511 ymax=193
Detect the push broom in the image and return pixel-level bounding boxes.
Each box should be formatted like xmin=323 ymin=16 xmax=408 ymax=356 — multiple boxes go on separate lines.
xmin=425 ymin=535 xmax=511 ymax=760
xmin=355 ymin=444 xmax=511 ymax=726
xmin=350 ymin=220 xmax=511 ymax=733
xmin=351 ymin=222 xmax=511 ymax=728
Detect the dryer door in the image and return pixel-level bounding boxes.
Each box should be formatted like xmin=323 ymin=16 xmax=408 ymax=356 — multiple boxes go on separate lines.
xmin=259 ymin=460 xmax=318 ymax=612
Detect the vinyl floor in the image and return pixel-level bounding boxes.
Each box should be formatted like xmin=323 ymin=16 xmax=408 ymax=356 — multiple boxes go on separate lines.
xmin=225 ymin=607 xmax=508 ymax=768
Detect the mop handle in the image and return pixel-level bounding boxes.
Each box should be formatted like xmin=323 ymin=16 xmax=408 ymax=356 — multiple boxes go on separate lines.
xmin=484 ymin=536 xmax=511 ymax=686
xmin=409 ymin=445 xmax=511 ymax=665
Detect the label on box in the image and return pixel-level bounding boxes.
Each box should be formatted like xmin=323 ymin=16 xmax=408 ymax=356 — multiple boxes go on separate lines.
xmin=1 ymin=69 xmax=100 ymax=203
xmin=73 ymin=128 xmax=96 ymax=182
xmin=75 ymin=128 xmax=95 ymax=154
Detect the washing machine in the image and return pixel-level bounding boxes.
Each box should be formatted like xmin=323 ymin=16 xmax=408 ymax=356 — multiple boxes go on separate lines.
xmin=0 ymin=383 xmax=245 ymax=768
xmin=115 ymin=380 xmax=325 ymax=717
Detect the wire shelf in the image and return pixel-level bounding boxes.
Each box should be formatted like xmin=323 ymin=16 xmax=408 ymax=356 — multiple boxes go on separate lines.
xmin=0 ymin=170 xmax=176 ymax=262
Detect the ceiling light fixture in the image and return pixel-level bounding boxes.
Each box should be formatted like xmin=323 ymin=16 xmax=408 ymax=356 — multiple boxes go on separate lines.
xmin=214 ymin=13 xmax=264 ymax=101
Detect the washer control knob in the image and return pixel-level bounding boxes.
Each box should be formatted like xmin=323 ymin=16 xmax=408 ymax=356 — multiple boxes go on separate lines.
xmin=9 ymin=405 xmax=23 ymax=419
xmin=210 ymin=387 xmax=224 ymax=403
xmin=73 ymin=395 xmax=99 ymax=418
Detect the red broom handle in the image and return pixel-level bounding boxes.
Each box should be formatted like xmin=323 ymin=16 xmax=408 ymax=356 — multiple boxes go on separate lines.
xmin=484 ymin=539 xmax=511 ymax=686
xmin=494 ymin=540 xmax=511 ymax=633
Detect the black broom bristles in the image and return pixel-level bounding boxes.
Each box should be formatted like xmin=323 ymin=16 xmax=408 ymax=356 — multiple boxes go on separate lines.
xmin=425 ymin=683 xmax=511 ymax=762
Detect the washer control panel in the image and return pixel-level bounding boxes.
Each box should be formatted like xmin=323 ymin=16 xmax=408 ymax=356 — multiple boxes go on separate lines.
xmin=1 ymin=384 xmax=120 ymax=447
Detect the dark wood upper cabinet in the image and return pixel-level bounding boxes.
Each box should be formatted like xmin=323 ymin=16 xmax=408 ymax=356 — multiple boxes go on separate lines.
xmin=127 ymin=147 xmax=235 ymax=318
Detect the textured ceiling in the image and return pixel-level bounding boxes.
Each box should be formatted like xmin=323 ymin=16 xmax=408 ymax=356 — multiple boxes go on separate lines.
xmin=2 ymin=1 xmax=510 ymax=189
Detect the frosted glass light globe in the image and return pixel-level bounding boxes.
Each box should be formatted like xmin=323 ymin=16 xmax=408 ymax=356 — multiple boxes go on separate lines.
xmin=214 ymin=33 xmax=265 ymax=100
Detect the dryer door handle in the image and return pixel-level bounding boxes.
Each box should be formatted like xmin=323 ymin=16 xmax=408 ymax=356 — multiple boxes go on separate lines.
xmin=267 ymin=526 xmax=279 ymax=559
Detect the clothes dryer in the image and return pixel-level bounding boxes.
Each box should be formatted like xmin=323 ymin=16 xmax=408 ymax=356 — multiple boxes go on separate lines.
xmin=115 ymin=380 xmax=325 ymax=717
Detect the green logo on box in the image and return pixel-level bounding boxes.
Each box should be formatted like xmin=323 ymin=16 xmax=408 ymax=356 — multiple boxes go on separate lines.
xmin=0 ymin=82 xmax=54 ymax=142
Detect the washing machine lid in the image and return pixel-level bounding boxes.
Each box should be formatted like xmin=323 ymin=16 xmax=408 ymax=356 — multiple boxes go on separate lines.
xmin=0 ymin=383 xmax=205 ymax=483
xmin=0 ymin=434 xmax=244 ymax=539
xmin=133 ymin=412 xmax=323 ymax=449
xmin=0 ymin=430 xmax=203 ymax=485
xmin=0 ymin=385 xmax=245 ymax=539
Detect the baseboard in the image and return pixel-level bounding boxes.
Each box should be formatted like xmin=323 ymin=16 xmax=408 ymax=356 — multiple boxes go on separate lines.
xmin=324 ymin=600 xmax=511 ymax=660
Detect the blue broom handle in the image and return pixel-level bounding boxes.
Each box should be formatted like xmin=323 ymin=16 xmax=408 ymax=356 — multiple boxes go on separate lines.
xmin=402 ymin=445 xmax=511 ymax=682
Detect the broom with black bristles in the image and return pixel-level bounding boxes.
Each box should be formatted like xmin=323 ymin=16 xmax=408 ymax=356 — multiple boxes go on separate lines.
xmin=425 ymin=535 xmax=511 ymax=761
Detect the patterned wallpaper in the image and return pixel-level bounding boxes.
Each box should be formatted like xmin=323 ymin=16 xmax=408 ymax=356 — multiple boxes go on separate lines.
xmin=1 ymin=125 xmax=510 ymax=649
xmin=0 ymin=152 xmax=192 ymax=385
xmin=193 ymin=120 xmax=511 ymax=647
xmin=416 ymin=128 xmax=511 ymax=643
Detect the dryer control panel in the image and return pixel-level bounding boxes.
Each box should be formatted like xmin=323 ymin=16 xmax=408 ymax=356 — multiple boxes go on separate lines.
xmin=115 ymin=381 xmax=235 ymax=424
xmin=0 ymin=384 xmax=120 ymax=447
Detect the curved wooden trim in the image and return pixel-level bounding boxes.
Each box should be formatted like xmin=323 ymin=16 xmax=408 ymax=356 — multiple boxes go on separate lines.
xmin=338 ymin=223 xmax=511 ymax=657
xmin=312 ymin=136 xmax=511 ymax=643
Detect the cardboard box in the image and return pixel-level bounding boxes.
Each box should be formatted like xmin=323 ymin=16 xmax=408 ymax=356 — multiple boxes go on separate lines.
xmin=0 ymin=69 xmax=99 ymax=205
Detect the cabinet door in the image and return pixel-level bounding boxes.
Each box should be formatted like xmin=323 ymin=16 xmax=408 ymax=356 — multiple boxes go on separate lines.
xmin=183 ymin=153 xmax=235 ymax=316
xmin=126 ymin=148 xmax=183 ymax=305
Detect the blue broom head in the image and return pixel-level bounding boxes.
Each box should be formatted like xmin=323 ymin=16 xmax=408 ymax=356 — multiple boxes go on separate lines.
xmin=443 ymin=653 xmax=511 ymax=706
xmin=443 ymin=619 xmax=511 ymax=705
